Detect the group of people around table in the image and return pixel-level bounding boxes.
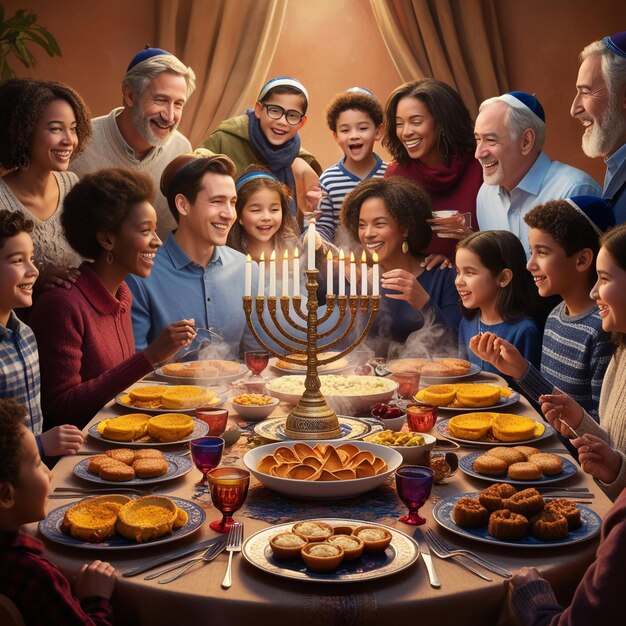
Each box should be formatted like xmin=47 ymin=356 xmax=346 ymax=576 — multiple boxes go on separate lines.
xmin=1 ymin=28 xmax=626 ymax=626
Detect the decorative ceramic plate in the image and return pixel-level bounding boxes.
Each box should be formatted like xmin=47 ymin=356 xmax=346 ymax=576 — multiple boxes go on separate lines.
xmin=88 ymin=418 xmax=208 ymax=447
xmin=459 ymin=451 xmax=577 ymax=485
xmin=434 ymin=418 xmax=555 ymax=447
xmin=269 ymin=356 xmax=352 ymax=375
xmin=115 ymin=390 xmax=225 ymax=414
xmin=155 ymin=364 xmax=246 ymax=386
xmin=253 ymin=416 xmax=384 ymax=442
xmin=433 ymin=492 xmax=601 ymax=548
xmin=39 ymin=497 xmax=205 ymax=550
xmin=242 ymin=518 xmax=419 ymax=582
xmin=73 ymin=452 xmax=193 ymax=486
xmin=413 ymin=389 xmax=520 ymax=412
xmin=420 ymin=363 xmax=482 ymax=382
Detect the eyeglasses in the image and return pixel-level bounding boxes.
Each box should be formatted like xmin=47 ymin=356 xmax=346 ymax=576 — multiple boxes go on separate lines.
xmin=261 ymin=103 xmax=304 ymax=126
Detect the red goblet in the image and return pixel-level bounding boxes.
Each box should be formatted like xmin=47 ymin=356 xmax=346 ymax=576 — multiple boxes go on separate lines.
xmin=395 ymin=466 xmax=434 ymax=525
xmin=207 ymin=467 xmax=250 ymax=533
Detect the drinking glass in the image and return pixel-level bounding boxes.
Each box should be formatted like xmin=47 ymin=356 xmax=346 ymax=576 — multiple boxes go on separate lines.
xmin=390 ymin=372 xmax=421 ymax=400
xmin=190 ymin=436 xmax=224 ymax=486
xmin=195 ymin=407 xmax=229 ymax=436
xmin=406 ymin=403 xmax=438 ymax=432
xmin=395 ymin=466 xmax=434 ymax=525
xmin=244 ymin=351 xmax=270 ymax=380
xmin=207 ymin=467 xmax=250 ymax=533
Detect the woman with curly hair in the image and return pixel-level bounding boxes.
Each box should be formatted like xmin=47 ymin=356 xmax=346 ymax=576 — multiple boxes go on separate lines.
xmin=0 ymin=78 xmax=92 ymax=291
xmin=383 ymin=79 xmax=481 ymax=260
xmin=28 ymin=168 xmax=196 ymax=429
xmin=342 ymin=177 xmax=460 ymax=355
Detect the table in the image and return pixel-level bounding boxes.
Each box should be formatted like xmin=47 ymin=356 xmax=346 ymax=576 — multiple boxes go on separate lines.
xmin=28 ymin=373 xmax=613 ymax=626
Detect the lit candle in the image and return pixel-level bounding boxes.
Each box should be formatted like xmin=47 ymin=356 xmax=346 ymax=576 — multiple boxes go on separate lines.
xmin=308 ymin=218 xmax=316 ymax=270
xmin=361 ymin=250 xmax=367 ymax=296
xmin=349 ymin=251 xmax=356 ymax=296
xmin=244 ymin=254 xmax=252 ymax=297
xmin=372 ymin=252 xmax=380 ymax=296
xmin=269 ymin=249 xmax=276 ymax=297
xmin=257 ymin=251 xmax=265 ymax=297
xmin=326 ymin=250 xmax=333 ymax=296
xmin=282 ymin=249 xmax=289 ymax=296
xmin=338 ymin=249 xmax=345 ymax=297
xmin=293 ymin=248 xmax=300 ymax=297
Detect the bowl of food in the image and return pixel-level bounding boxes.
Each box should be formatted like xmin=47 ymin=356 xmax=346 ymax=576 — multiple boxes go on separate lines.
xmin=242 ymin=439 xmax=402 ymax=499
xmin=265 ymin=375 xmax=397 ymax=415
xmin=370 ymin=402 xmax=406 ymax=431
xmin=230 ymin=394 xmax=279 ymax=420
xmin=364 ymin=431 xmax=437 ymax=465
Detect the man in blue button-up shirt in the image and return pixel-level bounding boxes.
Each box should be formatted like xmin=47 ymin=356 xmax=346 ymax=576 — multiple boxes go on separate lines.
xmin=127 ymin=153 xmax=259 ymax=360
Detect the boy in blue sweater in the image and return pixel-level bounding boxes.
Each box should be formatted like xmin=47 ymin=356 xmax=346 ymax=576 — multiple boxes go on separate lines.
xmin=470 ymin=197 xmax=615 ymax=422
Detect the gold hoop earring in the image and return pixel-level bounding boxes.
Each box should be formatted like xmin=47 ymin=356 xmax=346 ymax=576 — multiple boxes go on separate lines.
xmin=402 ymin=237 xmax=409 ymax=254
xmin=106 ymin=251 xmax=114 ymax=264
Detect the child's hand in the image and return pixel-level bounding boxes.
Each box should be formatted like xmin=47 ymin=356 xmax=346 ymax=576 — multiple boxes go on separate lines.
xmin=507 ymin=566 xmax=543 ymax=592
xmin=539 ymin=388 xmax=584 ymax=435
xmin=420 ymin=254 xmax=453 ymax=270
xmin=468 ymin=333 xmax=528 ymax=379
xmin=302 ymin=185 xmax=323 ymax=220
xmin=35 ymin=264 xmax=81 ymax=291
xmin=573 ymin=435 xmax=622 ymax=484
xmin=143 ymin=319 xmax=196 ymax=365
xmin=40 ymin=425 xmax=84 ymax=457
xmin=381 ymin=268 xmax=430 ymax=309
xmin=75 ymin=560 xmax=117 ymax=600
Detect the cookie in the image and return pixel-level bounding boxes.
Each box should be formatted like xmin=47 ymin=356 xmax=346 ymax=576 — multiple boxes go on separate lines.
xmin=473 ymin=454 xmax=507 ymax=476
xmin=132 ymin=458 xmax=169 ymax=478
xmin=106 ymin=448 xmax=135 ymax=465
xmin=99 ymin=460 xmax=136 ymax=482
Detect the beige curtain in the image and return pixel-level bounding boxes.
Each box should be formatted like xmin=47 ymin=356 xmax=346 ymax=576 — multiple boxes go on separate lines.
xmin=369 ymin=0 xmax=508 ymax=116
xmin=157 ymin=0 xmax=287 ymax=148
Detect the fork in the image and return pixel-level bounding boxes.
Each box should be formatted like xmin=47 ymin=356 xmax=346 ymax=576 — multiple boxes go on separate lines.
xmin=221 ymin=522 xmax=243 ymax=589
xmin=425 ymin=529 xmax=512 ymax=579
xmin=422 ymin=531 xmax=492 ymax=581
xmin=151 ymin=541 xmax=227 ymax=583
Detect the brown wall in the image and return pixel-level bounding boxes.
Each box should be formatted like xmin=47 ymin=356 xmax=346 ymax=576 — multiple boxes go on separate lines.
xmin=5 ymin=0 xmax=626 ymax=184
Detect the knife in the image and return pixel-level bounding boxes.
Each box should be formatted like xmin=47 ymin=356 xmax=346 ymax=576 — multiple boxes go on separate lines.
xmin=413 ymin=528 xmax=440 ymax=588
xmin=122 ymin=536 xmax=227 ymax=577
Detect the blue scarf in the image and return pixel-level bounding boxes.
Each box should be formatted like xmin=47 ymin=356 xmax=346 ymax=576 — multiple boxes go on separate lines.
xmin=247 ymin=109 xmax=299 ymax=214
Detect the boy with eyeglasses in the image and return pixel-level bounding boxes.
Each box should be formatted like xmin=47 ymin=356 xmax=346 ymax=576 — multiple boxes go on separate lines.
xmin=199 ymin=77 xmax=322 ymax=219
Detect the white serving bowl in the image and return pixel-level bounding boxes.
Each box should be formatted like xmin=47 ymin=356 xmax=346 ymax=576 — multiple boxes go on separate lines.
xmin=371 ymin=409 xmax=407 ymax=432
xmin=243 ymin=439 xmax=402 ymax=500
xmin=265 ymin=375 xmax=398 ymax=415
xmin=231 ymin=396 xmax=279 ymax=421
xmin=364 ymin=432 xmax=437 ymax=466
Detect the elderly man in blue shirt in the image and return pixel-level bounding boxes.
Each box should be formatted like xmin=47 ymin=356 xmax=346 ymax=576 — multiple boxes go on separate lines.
xmin=127 ymin=152 xmax=260 ymax=360
xmin=474 ymin=91 xmax=600 ymax=256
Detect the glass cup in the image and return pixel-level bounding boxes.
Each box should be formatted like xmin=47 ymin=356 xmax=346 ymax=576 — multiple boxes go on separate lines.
xmin=207 ymin=467 xmax=250 ymax=533
xmin=395 ymin=466 xmax=434 ymax=525
xmin=390 ymin=372 xmax=421 ymax=400
xmin=406 ymin=403 xmax=438 ymax=432
xmin=430 ymin=210 xmax=471 ymax=238
xmin=195 ymin=407 xmax=229 ymax=436
xmin=244 ymin=351 xmax=270 ymax=381
xmin=190 ymin=436 xmax=225 ymax=486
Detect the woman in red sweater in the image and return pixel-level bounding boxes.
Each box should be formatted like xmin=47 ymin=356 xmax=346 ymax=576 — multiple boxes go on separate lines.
xmin=383 ymin=79 xmax=482 ymax=260
xmin=29 ymin=169 xmax=196 ymax=429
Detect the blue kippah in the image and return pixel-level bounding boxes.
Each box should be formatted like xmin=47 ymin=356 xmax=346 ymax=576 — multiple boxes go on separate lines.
xmin=603 ymin=32 xmax=626 ymax=58
xmin=566 ymin=196 xmax=615 ymax=235
xmin=127 ymin=47 xmax=173 ymax=72
xmin=235 ymin=171 xmax=279 ymax=191
xmin=504 ymin=91 xmax=545 ymax=123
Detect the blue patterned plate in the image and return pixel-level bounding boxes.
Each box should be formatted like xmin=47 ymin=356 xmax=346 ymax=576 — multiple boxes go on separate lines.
xmin=253 ymin=415 xmax=383 ymax=441
xmin=39 ymin=496 xmax=205 ymax=550
xmin=433 ymin=492 xmax=601 ymax=548
xmin=242 ymin=518 xmax=419 ymax=582
xmin=435 ymin=418 xmax=555 ymax=447
xmin=73 ymin=453 xmax=193 ymax=486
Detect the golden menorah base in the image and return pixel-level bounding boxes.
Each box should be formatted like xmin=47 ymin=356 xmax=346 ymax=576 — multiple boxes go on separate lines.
xmin=284 ymin=393 xmax=341 ymax=439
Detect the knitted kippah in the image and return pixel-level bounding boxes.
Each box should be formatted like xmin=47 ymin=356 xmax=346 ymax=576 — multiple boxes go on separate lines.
xmin=565 ymin=196 xmax=616 ymax=235
xmin=127 ymin=46 xmax=172 ymax=72
xmin=257 ymin=77 xmax=309 ymax=109
xmin=603 ymin=32 xmax=626 ymax=58
xmin=498 ymin=91 xmax=545 ymax=123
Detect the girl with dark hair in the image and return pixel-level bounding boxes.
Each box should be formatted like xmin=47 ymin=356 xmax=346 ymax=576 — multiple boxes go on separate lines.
xmin=342 ymin=177 xmax=460 ymax=355
xmin=455 ymin=231 xmax=541 ymax=371
xmin=0 ymin=78 xmax=92 ymax=290
xmin=383 ymin=78 xmax=482 ymax=259
xmin=28 ymin=168 xmax=196 ymax=429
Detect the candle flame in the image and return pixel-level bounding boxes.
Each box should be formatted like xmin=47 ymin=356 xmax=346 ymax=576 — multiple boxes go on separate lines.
xmin=350 ymin=251 xmax=355 ymax=262
xmin=270 ymin=249 xmax=276 ymax=261
xmin=326 ymin=250 xmax=333 ymax=260
xmin=372 ymin=252 xmax=379 ymax=263
xmin=339 ymin=248 xmax=345 ymax=260
xmin=283 ymin=249 xmax=289 ymax=260
xmin=361 ymin=250 xmax=366 ymax=263
xmin=260 ymin=251 xmax=265 ymax=261
xmin=246 ymin=253 xmax=252 ymax=262
xmin=294 ymin=248 xmax=299 ymax=258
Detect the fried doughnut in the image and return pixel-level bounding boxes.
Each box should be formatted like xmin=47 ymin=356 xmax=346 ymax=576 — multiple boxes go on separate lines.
xmin=479 ymin=483 xmax=517 ymax=512
xmin=530 ymin=509 xmax=569 ymax=541
xmin=488 ymin=509 xmax=529 ymax=540
xmin=132 ymin=458 xmax=169 ymax=478
xmin=99 ymin=460 xmax=136 ymax=481
xmin=453 ymin=497 xmax=490 ymax=528
xmin=502 ymin=488 xmax=545 ymax=516
xmin=529 ymin=453 xmax=563 ymax=476
xmin=507 ymin=462 xmax=543 ymax=480
xmin=486 ymin=446 xmax=526 ymax=467
xmin=473 ymin=454 xmax=507 ymax=476
xmin=105 ymin=448 xmax=135 ymax=465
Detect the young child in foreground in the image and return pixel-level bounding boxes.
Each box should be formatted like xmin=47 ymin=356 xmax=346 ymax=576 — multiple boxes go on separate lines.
xmin=0 ymin=210 xmax=83 ymax=458
xmin=0 ymin=398 xmax=116 ymax=625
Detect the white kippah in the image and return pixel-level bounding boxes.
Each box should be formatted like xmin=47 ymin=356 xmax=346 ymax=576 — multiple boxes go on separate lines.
xmin=258 ymin=77 xmax=309 ymax=107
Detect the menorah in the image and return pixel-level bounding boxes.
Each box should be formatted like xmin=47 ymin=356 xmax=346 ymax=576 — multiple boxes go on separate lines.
xmin=243 ymin=221 xmax=380 ymax=439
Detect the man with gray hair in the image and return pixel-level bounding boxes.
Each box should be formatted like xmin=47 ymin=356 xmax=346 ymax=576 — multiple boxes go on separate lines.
xmin=71 ymin=47 xmax=196 ymax=239
xmin=572 ymin=31 xmax=626 ymax=223
xmin=474 ymin=91 xmax=600 ymax=255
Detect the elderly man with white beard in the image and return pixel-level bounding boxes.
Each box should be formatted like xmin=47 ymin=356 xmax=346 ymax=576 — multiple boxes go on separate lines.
xmin=572 ymin=32 xmax=626 ymax=224
xmin=473 ymin=91 xmax=600 ymax=256
xmin=71 ymin=48 xmax=196 ymax=239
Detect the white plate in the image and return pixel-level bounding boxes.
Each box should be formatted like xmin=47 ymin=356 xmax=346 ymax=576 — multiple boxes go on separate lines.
xmin=242 ymin=518 xmax=419 ymax=582
xmin=39 ymin=496 xmax=205 ymax=550
xmin=73 ymin=452 xmax=193 ymax=486
xmin=434 ymin=417 xmax=555 ymax=447
xmin=115 ymin=389 xmax=226 ymax=414
xmin=459 ymin=451 xmax=577 ymax=485
xmin=414 ymin=387 xmax=520 ymax=411
xmin=253 ymin=415 xmax=383 ymax=442
xmin=433 ymin=492 xmax=601 ymax=548
xmin=420 ymin=363 xmax=482 ymax=382
xmin=88 ymin=418 xmax=209 ymax=447
xmin=243 ymin=440 xmax=401 ymax=499
xmin=155 ymin=363 xmax=247 ymax=386
xmin=269 ymin=356 xmax=352 ymax=375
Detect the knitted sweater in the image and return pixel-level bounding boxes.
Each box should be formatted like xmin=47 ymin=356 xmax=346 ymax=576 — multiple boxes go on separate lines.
xmin=29 ymin=263 xmax=152 ymax=429
xmin=511 ymin=486 xmax=626 ymax=625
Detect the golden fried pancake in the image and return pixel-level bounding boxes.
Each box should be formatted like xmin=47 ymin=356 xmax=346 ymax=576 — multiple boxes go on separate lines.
xmin=116 ymin=496 xmax=179 ymax=542
xmin=105 ymin=448 xmax=135 ymax=465
xmin=508 ymin=462 xmax=543 ymax=480
xmin=147 ymin=413 xmax=194 ymax=442
xmin=473 ymin=454 xmax=507 ymax=476
xmin=132 ymin=458 xmax=169 ymax=478
xmin=491 ymin=414 xmax=537 ymax=442
xmin=486 ymin=446 xmax=526 ymax=467
xmin=161 ymin=385 xmax=211 ymax=409
xmin=99 ymin=414 xmax=150 ymax=442
xmin=87 ymin=454 xmax=113 ymax=474
xmin=134 ymin=449 xmax=164 ymax=460
xmin=61 ymin=495 xmax=131 ymax=542
xmin=99 ymin=461 xmax=136 ymax=482
xmin=387 ymin=358 xmax=429 ymax=374
xmin=128 ymin=385 xmax=167 ymax=403
xmin=455 ymin=384 xmax=501 ymax=408
xmin=448 ymin=413 xmax=493 ymax=440
xmin=530 ymin=453 xmax=563 ymax=475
